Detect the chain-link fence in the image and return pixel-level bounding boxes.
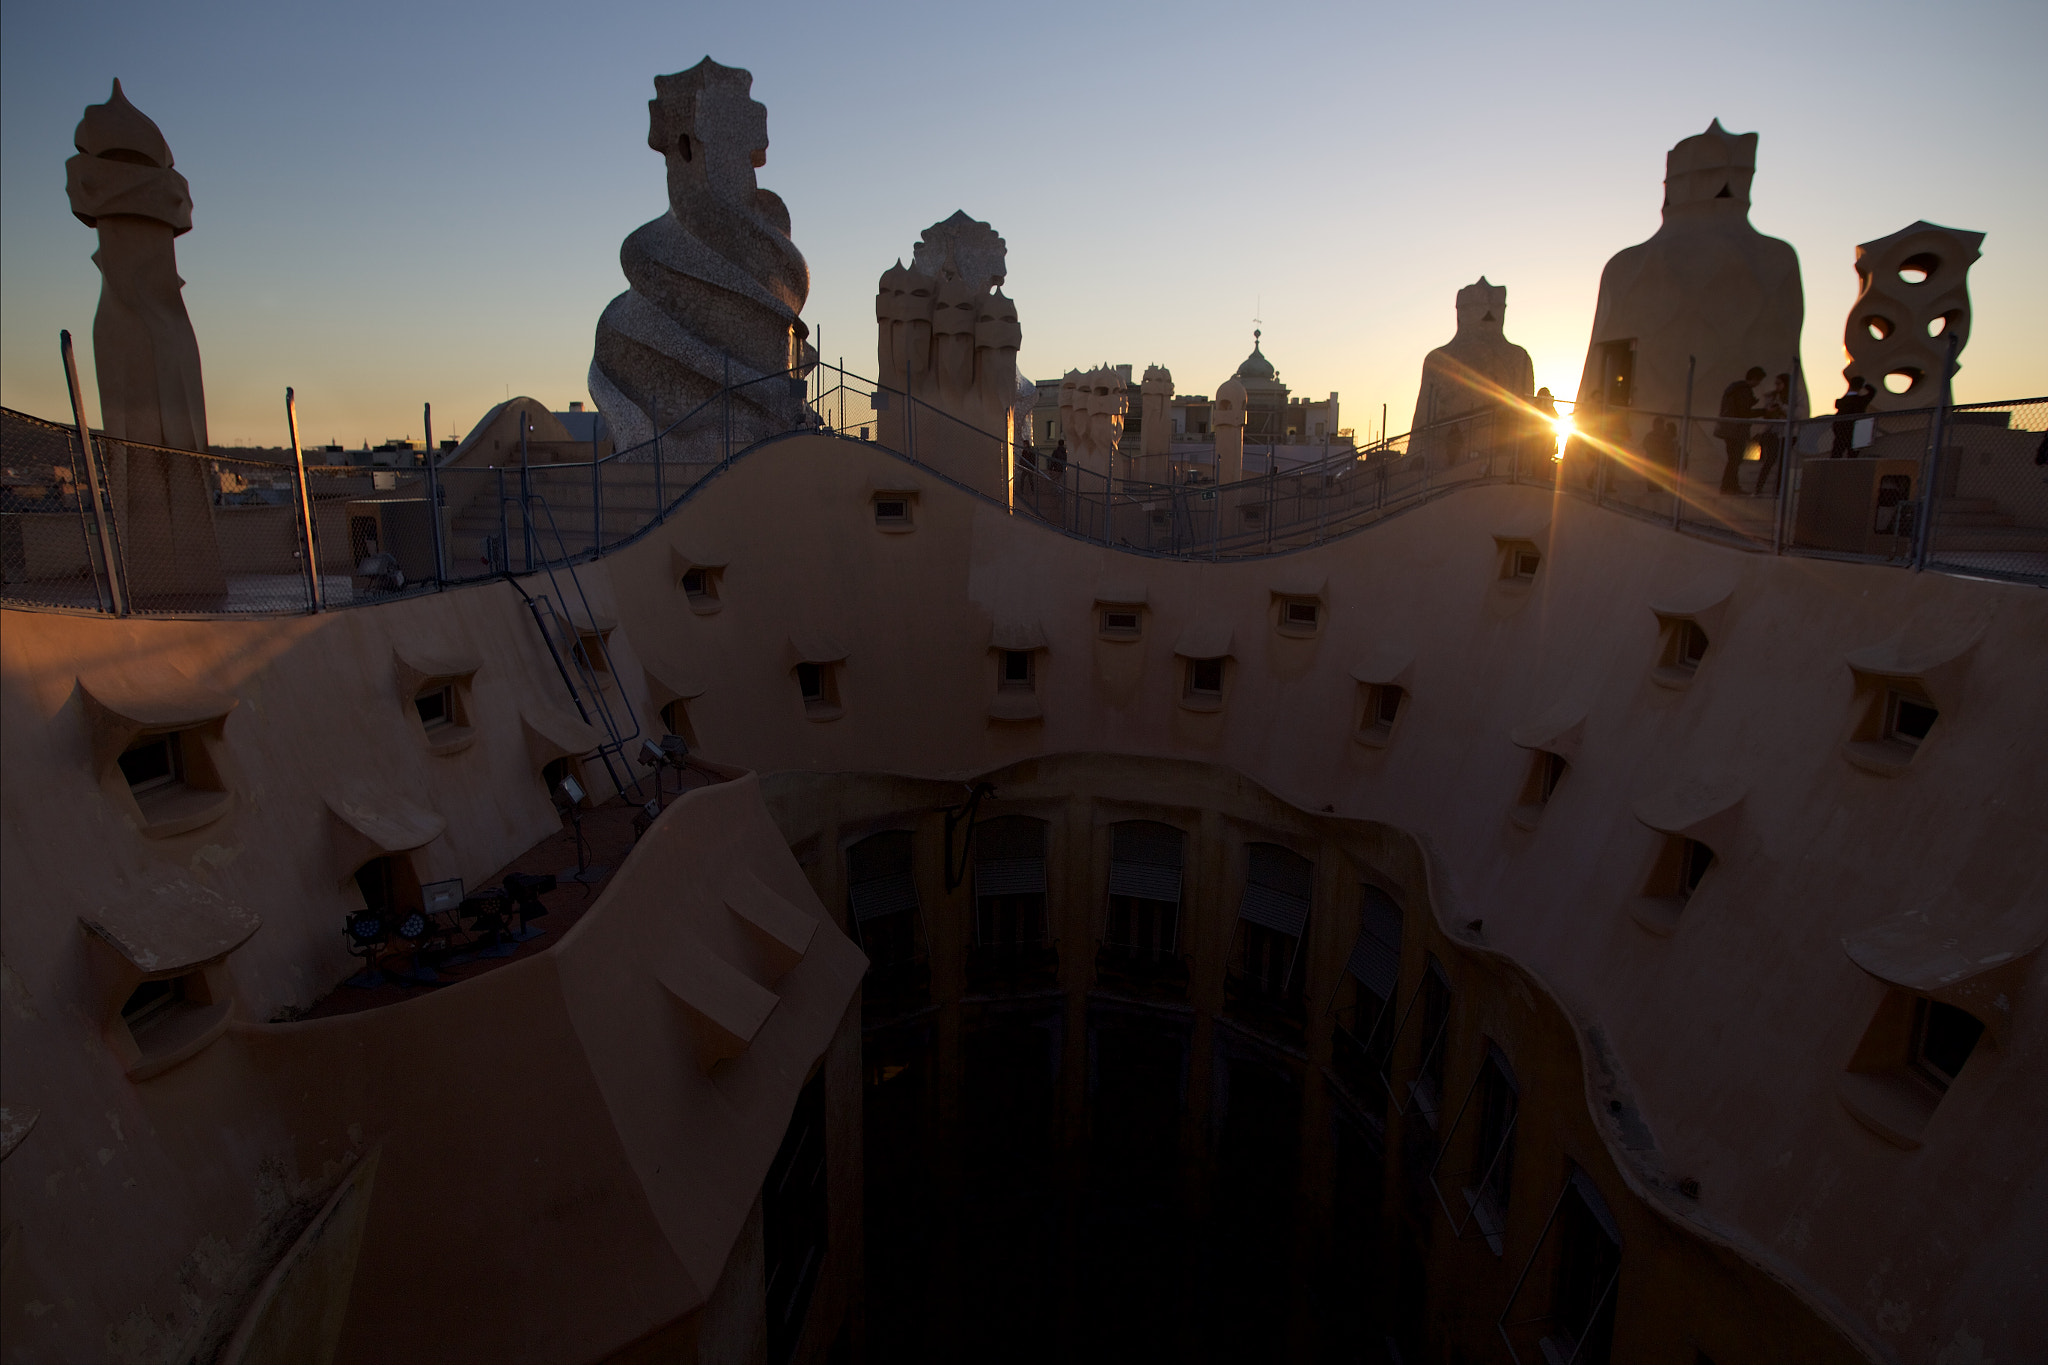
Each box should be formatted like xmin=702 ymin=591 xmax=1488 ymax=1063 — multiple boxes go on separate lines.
xmin=1546 ymin=394 xmax=2047 ymax=584
xmin=7 ymin=369 xmax=2042 ymax=619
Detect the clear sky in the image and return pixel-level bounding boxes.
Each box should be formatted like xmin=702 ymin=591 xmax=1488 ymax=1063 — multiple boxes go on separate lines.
xmin=3 ymin=0 xmax=2043 ymax=448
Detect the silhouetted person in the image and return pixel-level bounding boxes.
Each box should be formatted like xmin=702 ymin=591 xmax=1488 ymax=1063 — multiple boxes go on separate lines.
xmin=1830 ymin=375 xmax=1877 ymax=457
xmin=1643 ymin=417 xmax=1680 ymax=489
xmin=1047 ymin=438 xmax=1068 ymax=481
xmin=1569 ymin=392 xmax=1607 ymax=490
xmin=1753 ymin=373 xmax=1790 ymax=497
xmin=1529 ymin=388 xmax=1558 ymax=467
xmin=1716 ymin=367 xmax=1765 ymax=493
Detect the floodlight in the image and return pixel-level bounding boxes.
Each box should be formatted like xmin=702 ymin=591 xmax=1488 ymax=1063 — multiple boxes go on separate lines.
xmin=639 ymin=738 xmax=665 ymax=767
xmin=559 ymin=775 xmax=587 ymax=806
xmin=643 ymin=798 xmax=662 ymax=820
xmin=659 ymin=734 xmax=690 ymax=761
xmin=397 ymin=910 xmax=429 ymax=941
xmin=421 ymin=878 xmax=463 ymax=915
xmin=345 ymin=910 xmax=387 ymax=945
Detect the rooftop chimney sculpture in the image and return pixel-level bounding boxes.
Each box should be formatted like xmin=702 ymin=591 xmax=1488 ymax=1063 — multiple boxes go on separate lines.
xmin=875 ymin=211 xmax=1020 ymax=471
xmin=1575 ymin=120 xmax=1804 ymax=422
xmin=1843 ymin=221 xmax=1983 ymax=412
xmin=66 ymin=80 xmax=207 ymax=452
xmin=1053 ymin=366 xmax=1126 ymax=483
xmin=1137 ymin=365 xmax=1175 ymax=481
xmin=66 ymin=79 xmax=224 ymax=602
xmin=1409 ymin=277 xmax=1534 ymax=464
xmin=589 ymin=59 xmax=812 ymax=455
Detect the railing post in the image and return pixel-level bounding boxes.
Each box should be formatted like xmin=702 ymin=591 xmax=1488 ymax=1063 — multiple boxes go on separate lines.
xmin=1674 ymin=356 xmax=1694 ymax=530
xmin=591 ymin=418 xmax=602 ymax=557
xmin=286 ymin=387 xmax=323 ymax=612
xmin=1913 ymin=334 xmax=1961 ymax=572
xmin=60 ymin=329 xmax=125 ymax=615
xmin=1772 ymin=357 xmax=1799 ymax=555
xmin=518 ymin=408 xmax=534 ymax=571
xmin=424 ymin=401 xmax=446 ymax=587
xmin=497 ymin=466 xmax=510 ymax=574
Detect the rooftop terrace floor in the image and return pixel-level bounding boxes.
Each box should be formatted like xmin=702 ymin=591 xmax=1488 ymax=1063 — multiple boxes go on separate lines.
xmin=294 ymin=765 xmax=726 ymax=1021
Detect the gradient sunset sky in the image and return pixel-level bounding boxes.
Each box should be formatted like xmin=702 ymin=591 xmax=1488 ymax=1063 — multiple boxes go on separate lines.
xmin=3 ymin=0 xmax=2042 ymax=448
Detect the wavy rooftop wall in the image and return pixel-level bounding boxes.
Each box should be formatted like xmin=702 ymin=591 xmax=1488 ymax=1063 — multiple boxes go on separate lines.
xmin=589 ymin=432 xmax=2046 ymax=1361
xmin=2 ymin=428 xmax=2042 ymax=1361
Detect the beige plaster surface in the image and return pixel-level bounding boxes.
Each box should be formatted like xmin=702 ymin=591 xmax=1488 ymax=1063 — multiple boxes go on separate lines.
xmin=4 ymin=423 xmax=2044 ymax=1361
xmin=1576 ymin=121 xmax=1804 ymax=420
xmin=580 ymin=430 xmax=2045 ymax=1359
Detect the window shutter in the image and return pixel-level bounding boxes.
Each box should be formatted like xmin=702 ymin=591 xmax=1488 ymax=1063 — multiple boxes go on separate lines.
xmin=1239 ymin=843 xmax=1312 ymax=936
xmin=975 ymin=858 xmax=1045 ymax=898
xmin=849 ymin=873 xmax=918 ymax=924
xmin=1108 ymin=824 xmax=1184 ymax=903
xmin=1346 ymin=885 xmax=1403 ymax=999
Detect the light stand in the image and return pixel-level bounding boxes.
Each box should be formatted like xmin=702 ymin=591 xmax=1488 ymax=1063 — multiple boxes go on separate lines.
xmin=637 ymin=734 xmax=692 ymax=806
xmin=504 ymin=872 xmax=557 ymax=941
xmin=553 ymin=776 xmax=609 ymax=886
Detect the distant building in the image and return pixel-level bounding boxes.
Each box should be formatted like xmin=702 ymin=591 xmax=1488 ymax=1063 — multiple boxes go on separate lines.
xmin=1025 ymin=337 xmax=1344 ymax=462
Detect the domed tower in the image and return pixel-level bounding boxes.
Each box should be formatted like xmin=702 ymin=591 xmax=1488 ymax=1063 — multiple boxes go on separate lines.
xmin=1575 ymin=121 xmax=1803 ymax=424
xmin=1228 ymin=332 xmax=1289 ymax=443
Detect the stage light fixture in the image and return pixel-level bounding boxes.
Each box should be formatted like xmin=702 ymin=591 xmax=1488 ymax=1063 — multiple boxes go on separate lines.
xmin=342 ymin=909 xmax=390 ymax=987
xmin=639 ymin=738 xmax=665 ymax=767
xmin=558 ymin=775 xmax=587 ymax=808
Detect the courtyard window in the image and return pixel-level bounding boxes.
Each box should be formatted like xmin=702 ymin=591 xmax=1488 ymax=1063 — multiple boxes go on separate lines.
xmin=1909 ymin=997 xmax=1984 ymax=1092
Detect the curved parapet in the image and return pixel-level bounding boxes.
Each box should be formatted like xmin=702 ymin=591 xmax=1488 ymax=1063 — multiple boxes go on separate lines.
xmin=590 ymin=59 xmax=811 ymax=456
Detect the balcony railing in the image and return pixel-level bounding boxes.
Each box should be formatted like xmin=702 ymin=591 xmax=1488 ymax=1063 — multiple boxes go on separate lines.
xmin=7 ymin=364 xmax=2041 ymax=620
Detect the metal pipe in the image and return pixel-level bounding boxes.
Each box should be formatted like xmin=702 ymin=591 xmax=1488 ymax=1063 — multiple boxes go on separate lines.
xmin=722 ymin=352 xmax=731 ymax=466
xmin=591 ymin=410 xmax=602 ymax=556
xmin=286 ymin=387 xmax=323 ymax=611
xmin=60 ymin=330 xmax=124 ymax=614
xmin=424 ymin=401 xmax=446 ymax=587
xmin=497 ymin=466 xmax=510 ymax=575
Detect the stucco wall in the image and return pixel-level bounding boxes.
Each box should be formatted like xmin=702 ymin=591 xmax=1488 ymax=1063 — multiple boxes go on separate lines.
xmin=598 ymin=432 xmax=2046 ymax=1361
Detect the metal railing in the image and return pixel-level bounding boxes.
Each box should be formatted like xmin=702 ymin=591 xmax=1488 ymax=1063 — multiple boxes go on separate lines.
xmin=6 ymin=356 xmax=2043 ymax=619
